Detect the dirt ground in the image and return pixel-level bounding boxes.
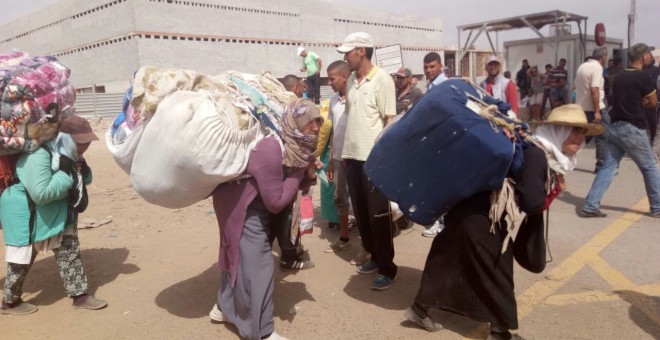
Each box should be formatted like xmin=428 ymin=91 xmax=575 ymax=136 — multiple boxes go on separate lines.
xmin=0 ymin=118 xmax=451 ymax=340
xmin=1 ymin=118 xmax=658 ymax=340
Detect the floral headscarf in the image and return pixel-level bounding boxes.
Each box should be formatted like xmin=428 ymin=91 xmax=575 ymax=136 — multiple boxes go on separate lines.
xmin=281 ymin=98 xmax=323 ymax=168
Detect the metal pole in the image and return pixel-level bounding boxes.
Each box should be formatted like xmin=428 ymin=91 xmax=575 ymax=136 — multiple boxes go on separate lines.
xmin=628 ymin=0 xmax=636 ymax=48
xmin=457 ymin=29 xmax=461 ymax=76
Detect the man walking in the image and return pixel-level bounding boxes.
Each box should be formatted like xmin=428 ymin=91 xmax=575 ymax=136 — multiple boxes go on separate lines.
xmin=298 ymin=47 xmax=322 ymax=104
xmin=337 ymin=32 xmax=398 ymax=290
xmin=575 ymin=47 xmax=608 ymax=172
xmin=581 ymin=43 xmax=660 ymax=218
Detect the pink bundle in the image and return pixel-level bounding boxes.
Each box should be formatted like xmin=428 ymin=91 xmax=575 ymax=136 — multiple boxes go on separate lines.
xmin=0 ymin=52 xmax=75 ymax=154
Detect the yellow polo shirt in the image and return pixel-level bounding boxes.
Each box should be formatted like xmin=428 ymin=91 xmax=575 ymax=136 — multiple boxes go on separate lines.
xmin=342 ymin=66 xmax=396 ymax=161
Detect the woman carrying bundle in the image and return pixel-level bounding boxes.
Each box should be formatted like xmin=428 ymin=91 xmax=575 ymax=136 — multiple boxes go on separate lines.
xmin=404 ymin=104 xmax=602 ymax=339
xmin=1 ymin=116 xmax=107 ymax=315
xmin=210 ymin=98 xmax=322 ymax=340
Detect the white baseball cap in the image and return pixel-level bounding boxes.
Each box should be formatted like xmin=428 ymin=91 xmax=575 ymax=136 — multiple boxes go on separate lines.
xmin=486 ymin=55 xmax=502 ymax=65
xmin=337 ymin=32 xmax=374 ymax=53
xmin=297 ymin=46 xmax=305 ymax=56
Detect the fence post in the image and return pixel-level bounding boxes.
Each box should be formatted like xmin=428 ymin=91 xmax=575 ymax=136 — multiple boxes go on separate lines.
xmin=92 ymin=84 xmax=99 ymax=119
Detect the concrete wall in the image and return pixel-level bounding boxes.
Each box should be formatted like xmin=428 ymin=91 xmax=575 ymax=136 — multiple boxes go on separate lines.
xmin=0 ymin=0 xmax=135 ymax=54
xmin=0 ymin=0 xmax=443 ymax=90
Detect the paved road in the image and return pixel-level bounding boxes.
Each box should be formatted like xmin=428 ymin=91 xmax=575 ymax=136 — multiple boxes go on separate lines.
xmin=495 ymin=144 xmax=660 ymax=340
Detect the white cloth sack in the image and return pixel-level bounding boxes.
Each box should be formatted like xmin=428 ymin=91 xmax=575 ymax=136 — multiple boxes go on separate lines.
xmin=130 ymin=91 xmax=264 ymax=208
xmin=105 ymin=121 xmax=148 ymax=174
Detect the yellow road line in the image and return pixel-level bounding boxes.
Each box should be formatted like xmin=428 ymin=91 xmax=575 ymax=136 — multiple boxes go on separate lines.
xmin=544 ymin=283 xmax=660 ymax=306
xmin=517 ymin=198 xmax=648 ymax=319
xmin=588 ymin=256 xmax=637 ymax=289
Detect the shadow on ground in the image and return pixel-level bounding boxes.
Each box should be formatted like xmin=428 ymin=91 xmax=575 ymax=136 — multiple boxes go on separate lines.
xmin=0 ymin=247 xmax=139 ymax=306
xmin=614 ymin=290 xmax=660 ymax=339
xmin=558 ymin=190 xmax=648 ymax=216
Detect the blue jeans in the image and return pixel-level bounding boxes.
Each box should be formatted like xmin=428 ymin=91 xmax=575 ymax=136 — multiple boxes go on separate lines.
xmin=583 ymin=121 xmax=660 ymax=214
xmin=585 ymin=108 xmax=611 ymax=172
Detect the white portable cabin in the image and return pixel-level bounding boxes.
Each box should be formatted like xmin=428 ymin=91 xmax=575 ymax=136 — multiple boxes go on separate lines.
xmin=504 ymin=34 xmax=624 ymax=89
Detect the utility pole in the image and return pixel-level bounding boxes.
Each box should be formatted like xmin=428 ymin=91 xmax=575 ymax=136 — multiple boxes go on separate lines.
xmin=628 ymin=0 xmax=636 ymax=48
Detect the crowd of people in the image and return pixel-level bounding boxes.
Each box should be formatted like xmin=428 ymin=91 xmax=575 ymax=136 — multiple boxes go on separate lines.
xmin=2 ymin=30 xmax=659 ymax=340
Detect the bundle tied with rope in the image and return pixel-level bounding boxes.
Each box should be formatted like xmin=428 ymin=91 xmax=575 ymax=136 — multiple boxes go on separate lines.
xmin=111 ymin=66 xmax=298 ymax=209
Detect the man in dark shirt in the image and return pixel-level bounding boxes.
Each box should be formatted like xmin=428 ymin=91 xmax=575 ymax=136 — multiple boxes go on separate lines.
xmin=642 ymin=59 xmax=660 ymax=143
xmin=516 ymin=59 xmax=530 ymax=98
xmin=394 ymin=67 xmax=423 ymax=115
xmin=581 ymin=43 xmax=660 ymax=218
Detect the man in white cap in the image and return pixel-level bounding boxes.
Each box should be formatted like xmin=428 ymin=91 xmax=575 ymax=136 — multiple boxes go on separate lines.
xmin=480 ymin=55 xmax=519 ymax=115
xmin=337 ymin=32 xmax=398 ymax=290
xmin=297 ymin=46 xmax=322 ymax=104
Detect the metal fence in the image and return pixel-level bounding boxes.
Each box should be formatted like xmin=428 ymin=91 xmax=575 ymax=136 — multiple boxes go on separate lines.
xmin=75 ymin=92 xmax=124 ymax=118
xmin=75 ymin=87 xmax=337 ymax=118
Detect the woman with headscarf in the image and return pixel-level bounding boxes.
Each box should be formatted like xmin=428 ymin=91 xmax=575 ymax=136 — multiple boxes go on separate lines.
xmin=1 ymin=115 xmax=107 ymax=315
xmin=209 ymin=98 xmax=323 ymax=340
xmin=404 ymin=104 xmax=602 ymax=340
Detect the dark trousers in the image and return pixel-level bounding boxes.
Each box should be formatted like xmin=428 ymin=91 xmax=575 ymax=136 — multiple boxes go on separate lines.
xmin=345 ymin=159 xmax=397 ymax=279
xmin=270 ymin=203 xmax=300 ymax=262
xmin=541 ymin=88 xmax=551 ymax=117
xmin=586 ymin=109 xmax=610 ymax=172
xmin=306 ymin=74 xmax=320 ymax=104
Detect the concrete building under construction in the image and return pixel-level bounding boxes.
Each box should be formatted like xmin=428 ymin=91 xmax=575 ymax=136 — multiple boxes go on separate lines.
xmin=0 ymin=0 xmax=444 ymax=93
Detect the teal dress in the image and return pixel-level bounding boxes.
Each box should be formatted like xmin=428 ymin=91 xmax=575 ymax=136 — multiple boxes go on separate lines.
xmin=319 ymin=144 xmax=338 ymax=223
xmin=1 ymin=145 xmax=74 ymax=246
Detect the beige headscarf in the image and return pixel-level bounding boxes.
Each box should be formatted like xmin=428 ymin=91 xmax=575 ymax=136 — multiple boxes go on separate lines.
xmin=281 ymin=98 xmax=323 ymax=168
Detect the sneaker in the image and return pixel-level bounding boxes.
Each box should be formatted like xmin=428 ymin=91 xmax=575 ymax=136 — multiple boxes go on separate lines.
xmin=350 ymin=248 xmax=371 ymax=266
xmin=73 ymin=295 xmax=107 ymax=310
xmin=348 ymin=216 xmax=357 ymax=230
xmin=324 ymin=238 xmax=351 ymax=253
xmin=578 ymin=209 xmax=607 ymax=218
xmin=209 ymin=304 xmax=224 ymax=323
xmin=263 ymin=332 xmax=289 ymax=340
xmin=404 ymin=306 xmax=442 ymax=332
xmin=1 ymin=300 xmax=38 ymax=315
xmin=422 ymin=220 xmax=445 ymax=238
xmin=371 ymin=274 xmax=395 ymax=290
xmin=280 ymin=258 xmax=315 ymax=270
xmin=356 ymin=260 xmax=378 ymax=274
xmin=650 ymin=211 xmax=660 ymax=218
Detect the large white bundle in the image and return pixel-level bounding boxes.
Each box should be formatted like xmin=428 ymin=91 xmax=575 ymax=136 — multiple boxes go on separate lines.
xmin=104 ymin=120 xmax=147 ymax=174
xmin=130 ymin=91 xmax=265 ymax=208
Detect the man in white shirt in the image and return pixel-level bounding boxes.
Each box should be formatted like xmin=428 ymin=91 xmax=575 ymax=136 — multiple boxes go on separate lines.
xmin=337 ymin=32 xmax=398 ymax=290
xmin=575 ymin=47 xmax=608 ymax=171
xmin=324 ymin=60 xmax=353 ymax=253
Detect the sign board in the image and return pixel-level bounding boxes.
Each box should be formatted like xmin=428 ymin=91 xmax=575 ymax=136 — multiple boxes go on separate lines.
xmin=375 ymin=44 xmax=403 ymax=75
xmin=595 ymin=23 xmax=606 ymax=46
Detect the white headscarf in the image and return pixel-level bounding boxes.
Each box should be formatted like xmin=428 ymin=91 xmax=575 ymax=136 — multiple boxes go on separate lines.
xmin=533 ymin=124 xmax=579 ymax=173
xmin=50 ymin=132 xmax=84 ymax=207
xmin=50 ymin=133 xmax=79 ymax=172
